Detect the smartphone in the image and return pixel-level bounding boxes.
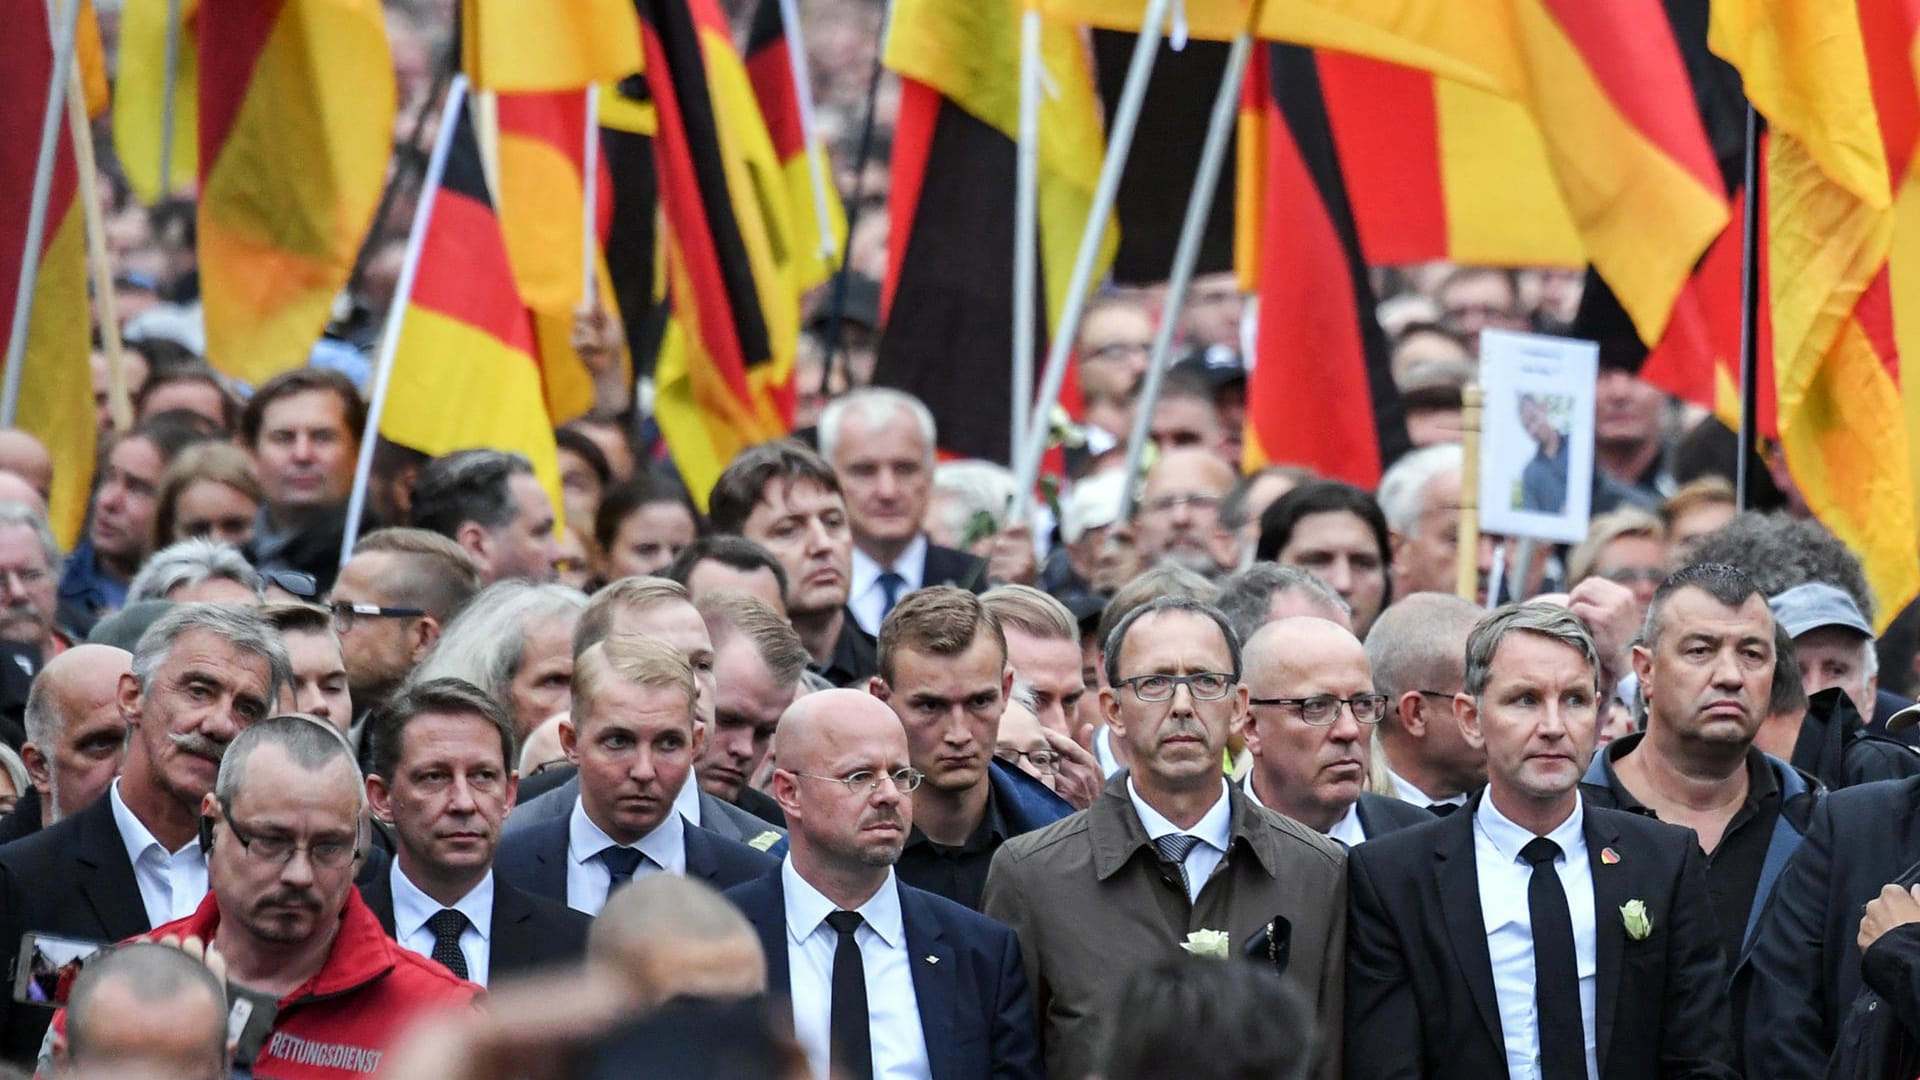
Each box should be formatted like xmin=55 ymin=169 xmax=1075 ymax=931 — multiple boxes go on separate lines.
xmin=11 ymin=933 xmax=110 ymax=1007
xmin=226 ymin=986 xmax=280 ymax=1067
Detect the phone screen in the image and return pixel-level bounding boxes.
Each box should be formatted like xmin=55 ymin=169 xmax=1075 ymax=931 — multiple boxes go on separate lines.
xmin=12 ymin=934 xmax=110 ymax=1007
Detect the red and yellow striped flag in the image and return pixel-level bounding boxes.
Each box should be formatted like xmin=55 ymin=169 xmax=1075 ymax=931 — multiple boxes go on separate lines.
xmin=196 ymin=0 xmax=394 ymax=387
xmin=743 ymin=0 xmax=846 ymax=294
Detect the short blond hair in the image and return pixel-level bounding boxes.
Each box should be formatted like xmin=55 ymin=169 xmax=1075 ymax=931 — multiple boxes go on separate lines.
xmin=1566 ymin=507 xmax=1664 ymax=586
xmin=575 ymin=576 xmax=692 ymax=656
xmin=982 ymin=584 xmax=1077 ymax=641
xmin=572 ymin=633 xmax=696 ymax=731
xmin=697 ymin=591 xmax=809 ymax=687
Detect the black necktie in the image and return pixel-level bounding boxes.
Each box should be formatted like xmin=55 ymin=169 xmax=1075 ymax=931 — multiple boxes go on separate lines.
xmin=825 ymin=910 xmax=872 ymax=1080
xmin=1153 ymin=833 xmax=1202 ymax=897
xmin=1520 ymin=837 xmax=1586 ymax=1080
xmin=598 ymin=846 xmax=646 ymax=891
xmin=1428 ymin=802 xmax=1460 ymax=818
xmin=878 ymin=571 xmax=905 ymax=621
xmin=425 ymin=908 xmax=470 ymax=981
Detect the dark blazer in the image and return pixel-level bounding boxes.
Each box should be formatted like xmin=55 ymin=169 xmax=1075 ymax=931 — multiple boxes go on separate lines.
xmin=724 ymin=869 xmax=1042 ymax=1080
xmin=1792 ymin=687 xmax=1920 ymax=791
xmin=0 ymin=787 xmax=42 ymax=847
xmin=1826 ymin=864 xmax=1920 ymax=1080
xmin=0 ymin=795 xmax=153 ymax=1063
xmin=1353 ymin=793 xmax=1433 ymax=840
xmin=494 ymin=813 xmax=776 ymax=909
xmin=1740 ymin=776 xmax=1920 ymax=1078
xmin=359 ymin=866 xmax=592 ymax=983
xmin=923 ymin=543 xmax=987 ymax=593
xmin=1344 ymin=799 xmax=1738 ymax=1080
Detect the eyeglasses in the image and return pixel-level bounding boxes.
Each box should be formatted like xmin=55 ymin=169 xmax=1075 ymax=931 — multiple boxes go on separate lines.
xmin=1142 ymin=493 xmax=1222 ymax=516
xmin=216 ymin=800 xmax=361 ymax=869
xmin=328 ymin=600 xmax=426 ymax=634
xmin=1248 ymin=693 xmax=1390 ymax=725
xmin=1117 ymin=672 xmax=1235 ymax=702
xmin=792 ymin=767 xmax=923 ymax=795
xmin=995 ymin=747 xmax=1061 ymax=774
xmin=261 ymin=569 xmax=318 ymax=599
xmin=1600 ymin=566 xmax=1667 ymax=586
xmin=1416 ymin=689 xmax=1460 ymax=701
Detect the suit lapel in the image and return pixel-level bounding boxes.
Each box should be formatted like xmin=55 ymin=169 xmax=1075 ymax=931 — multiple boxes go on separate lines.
xmin=76 ymin=800 xmax=151 ymax=938
xmin=684 ymin=826 xmax=717 ymax=884
xmin=360 ymin=868 xmax=398 ymax=937
xmin=899 ymin=888 xmax=957 ymax=1080
xmin=490 ymin=883 xmax=536 ymax=975
xmin=1432 ymin=811 xmax=1503 ymax=1050
xmin=1585 ymin=812 xmax=1628 ymax=1077
xmin=738 ymin=873 xmax=790 ymax=996
xmin=532 ymin=818 xmax=569 ymax=902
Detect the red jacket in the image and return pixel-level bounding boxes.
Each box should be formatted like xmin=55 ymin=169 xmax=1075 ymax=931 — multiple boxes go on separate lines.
xmin=56 ymin=886 xmax=480 ymax=1079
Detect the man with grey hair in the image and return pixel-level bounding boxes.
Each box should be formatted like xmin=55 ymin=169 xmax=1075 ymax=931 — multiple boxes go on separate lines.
xmin=1346 ymin=602 xmax=1736 ymax=1078
xmin=409 ymin=449 xmax=561 ymax=585
xmin=50 ymin=942 xmax=228 ymax=1078
xmin=126 ymin=537 xmax=261 ymax=605
xmin=1769 ymin=582 xmax=1879 ymax=717
xmin=0 ymin=502 xmax=67 ymax=662
xmin=11 ymin=645 xmax=133 ymax=840
xmin=820 ymin=387 xmax=984 ymax=636
xmin=0 ymin=603 xmax=288 ymax=1064
xmin=409 ymin=580 xmax=585 ymax=743
xmin=1216 ymin=563 xmax=1351 ymax=645
xmin=1365 ymin=592 xmax=1486 ymax=812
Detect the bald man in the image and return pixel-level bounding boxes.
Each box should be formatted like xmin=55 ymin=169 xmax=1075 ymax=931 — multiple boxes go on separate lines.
xmin=1241 ymin=618 xmax=1429 ymax=844
xmin=8 ymin=645 xmax=131 ymax=841
xmin=0 ymin=431 xmax=53 ymax=505
xmin=0 ymin=475 xmax=45 ymax=516
xmin=1133 ymin=449 xmax=1238 ymax=578
xmin=725 ymin=689 xmax=1042 ymax=1080
xmin=590 ymin=874 xmax=766 ymax=1009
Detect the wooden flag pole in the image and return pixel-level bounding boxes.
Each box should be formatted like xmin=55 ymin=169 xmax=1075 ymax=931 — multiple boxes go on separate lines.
xmin=1009 ymin=0 xmax=1173 ymax=523
xmin=340 ymin=75 xmax=469 ymax=567
xmin=3 ymin=0 xmax=84 ymax=428
xmin=1012 ymin=0 xmax=1042 ymax=464
xmin=582 ymin=83 xmax=601 ymax=301
xmin=65 ymin=50 xmax=131 ymax=432
xmin=1456 ymin=383 xmax=1484 ymax=600
xmin=1116 ymin=17 xmax=1260 ymax=524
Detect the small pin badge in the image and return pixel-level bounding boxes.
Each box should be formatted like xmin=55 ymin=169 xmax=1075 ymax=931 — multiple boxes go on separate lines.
xmin=1601 ymin=847 xmax=1620 ymax=865
xmin=926 ymin=955 xmax=939 ymax=965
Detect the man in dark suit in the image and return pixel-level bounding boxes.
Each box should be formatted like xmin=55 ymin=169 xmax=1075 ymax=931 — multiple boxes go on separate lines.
xmin=362 ymin=677 xmax=588 ymax=985
xmin=7 ymin=644 xmax=134 ymax=844
xmin=726 ymin=688 xmax=1040 ymax=1080
xmin=1346 ymin=602 xmax=1738 ymax=1079
xmin=693 ymin=591 xmax=806 ymax=829
xmin=1240 ymin=616 xmax=1431 ymax=844
xmin=496 ymin=634 xmax=774 ymax=914
xmin=0 ymin=603 xmax=288 ymax=1064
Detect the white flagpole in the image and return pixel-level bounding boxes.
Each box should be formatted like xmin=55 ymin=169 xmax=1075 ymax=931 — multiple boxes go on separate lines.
xmin=779 ymin=0 xmax=840 ymax=263
xmin=3 ymin=0 xmax=85 ymax=428
xmin=340 ymin=75 xmax=470 ymax=566
xmin=581 ymin=83 xmax=600 ymax=301
xmin=1008 ymin=0 xmax=1172 ymax=522
xmin=1115 ymin=26 xmax=1255 ymax=523
xmin=1012 ymin=2 xmax=1042 ymax=464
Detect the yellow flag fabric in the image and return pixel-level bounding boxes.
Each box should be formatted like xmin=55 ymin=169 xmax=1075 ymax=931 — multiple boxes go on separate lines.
xmin=75 ymin=0 xmax=109 ymax=119
xmin=461 ymin=0 xmax=642 ymax=93
xmin=1042 ymin=0 xmax=1250 ymax=40
xmin=115 ymin=0 xmax=200 ymax=204
xmin=26 ymin=201 xmax=97 ymax=550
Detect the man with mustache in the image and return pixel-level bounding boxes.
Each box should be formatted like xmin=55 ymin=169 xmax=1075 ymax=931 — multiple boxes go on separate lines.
xmin=726 ymin=689 xmax=1041 ymax=1080
xmin=983 ymin=596 xmax=1347 ymax=1080
xmin=1132 ymin=449 xmax=1238 ymax=580
xmin=0 ymin=603 xmax=288 ymax=1064
xmin=0 ymin=504 xmax=69 ymax=664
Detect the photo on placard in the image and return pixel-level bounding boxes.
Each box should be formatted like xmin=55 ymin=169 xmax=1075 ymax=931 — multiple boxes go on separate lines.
xmin=1477 ymin=329 xmax=1598 ymax=546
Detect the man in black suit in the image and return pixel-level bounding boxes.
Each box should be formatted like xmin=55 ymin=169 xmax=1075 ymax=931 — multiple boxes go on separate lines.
xmin=363 ymin=677 xmax=588 ymax=985
xmin=6 ymin=644 xmax=133 ymax=844
xmin=693 ymin=591 xmax=807 ymax=829
xmin=819 ymin=389 xmax=987 ymax=645
xmin=0 ymin=603 xmax=288 ymax=1064
xmin=495 ymin=634 xmax=774 ymax=914
xmin=1240 ymin=616 xmax=1431 ymax=844
xmin=1346 ymin=602 xmax=1738 ymax=1079
xmin=726 ymin=689 xmax=1041 ymax=1080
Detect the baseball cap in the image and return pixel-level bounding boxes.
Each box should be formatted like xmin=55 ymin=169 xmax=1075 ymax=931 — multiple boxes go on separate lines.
xmin=1768 ymin=582 xmax=1873 ymax=640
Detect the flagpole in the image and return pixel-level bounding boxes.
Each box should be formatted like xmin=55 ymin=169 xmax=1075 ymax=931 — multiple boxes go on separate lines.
xmin=341 ymin=75 xmax=469 ymax=567
xmin=1012 ymin=0 xmax=1042 ymax=464
xmin=158 ymin=0 xmax=183 ymax=199
xmin=3 ymin=0 xmax=84 ymax=428
xmin=1457 ymin=383 xmax=1483 ymax=599
xmin=65 ymin=52 xmax=131 ymax=433
xmin=1734 ymin=102 xmax=1761 ymax=511
xmin=1009 ymin=0 xmax=1172 ymax=523
xmin=1115 ymin=22 xmax=1258 ymax=524
xmin=582 ymin=83 xmax=600 ymax=301
xmin=820 ymin=0 xmax=895 ymax=392
xmin=779 ymin=0 xmax=840 ymax=263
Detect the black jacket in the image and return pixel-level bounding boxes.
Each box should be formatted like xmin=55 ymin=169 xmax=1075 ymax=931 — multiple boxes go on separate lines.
xmin=1825 ymin=864 xmax=1920 ymax=1080
xmin=1794 ymin=688 xmax=1920 ymax=791
xmin=358 ymin=865 xmax=591 ymax=984
xmin=1353 ymin=792 xmax=1436 ymax=840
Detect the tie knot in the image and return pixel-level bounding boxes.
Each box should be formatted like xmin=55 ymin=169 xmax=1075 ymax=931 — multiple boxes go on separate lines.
xmin=1427 ymin=802 xmax=1459 ymax=818
xmin=1520 ymin=836 xmax=1563 ymax=867
xmin=826 ymin=910 xmax=864 ymax=937
xmin=1153 ymin=832 xmax=1202 ymax=866
xmin=426 ymin=908 xmax=468 ymax=940
xmin=598 ymin=845 xmax=646 ymax=879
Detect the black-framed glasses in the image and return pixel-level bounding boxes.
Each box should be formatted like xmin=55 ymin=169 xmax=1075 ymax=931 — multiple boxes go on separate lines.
xmin=328 ymin=600 xmax=426 ymax=634
xmin=1248 ymin=693 xmax=1390 ymax=725
xmin=1117 ymin=672 xmax=1235 ymax=702
xmin=261 ymin=569 xmax=318 ymax=599
xmin=216 ymin=799 xmax=361 ymax=869
xmin=793 ymin=767 xmax=923 ymax=795
xmin=995 ymin=747 xmax=1061 ymax=774
xmin=1416 ymin=689 xmax=1460 ymax=702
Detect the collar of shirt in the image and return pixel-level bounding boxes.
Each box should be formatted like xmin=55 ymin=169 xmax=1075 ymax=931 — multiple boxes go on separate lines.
xmin=1598 ymin=734 xmax=1778 ymax=821
xmin=1242 ymin=774 xmax=1365 ymax=844
xmin=567 ymin=794 xmax=688 ymax=875
xmin=109 ymin=777 xmax=198 ymax=866
xmin=673 ymin=772 xmax=703 ymax=827
xmin=782 ymin=856 xmax=905 ymax=949
xmin=1475 ymin=792 xmax=1586 ymax=866
xmin=1128 ymin=776 xmax=1232 ymax=854
xmin=1385 ymin=765 xmax=1466 ymax=808
xmin=850 ymin=535 xmax=927 ymax=600
xmin=904 ymin=783 xmax=1007 ymax=855
xmin=390 ymin=862 xmax=494 ymax=944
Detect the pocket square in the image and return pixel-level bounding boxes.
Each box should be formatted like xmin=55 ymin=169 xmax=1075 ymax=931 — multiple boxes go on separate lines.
xmin=1242 ymin=916 xmax=1291 ymax=975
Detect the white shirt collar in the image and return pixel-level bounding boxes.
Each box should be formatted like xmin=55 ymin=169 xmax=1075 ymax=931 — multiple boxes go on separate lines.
xmin=1386 ymin=765 xmax=1467 ymax=807
xmin=390 ymin=861 xmax=494 ymax=943
xmin=109 ymin=777 xmax=194 ymax=863
xmin=1475 ymin=793 xmax=1585 ymax=866
xmin=567 ymin=794 xmax=687 ymax=871
xmin=673 ymin=771 xmax=702 ymax=827
xmin=1243 ymin=772 xmax=1366 ymax=843
xmin=781 ymin=855 xmax=905 ymax=948
xmin=850 ymin=534 xmax=928 ymax=597
xmin=1127 ymin=776 xmax=1232 ymax=854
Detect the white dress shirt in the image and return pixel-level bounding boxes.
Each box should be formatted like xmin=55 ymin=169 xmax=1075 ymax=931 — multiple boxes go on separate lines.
xmin=848 ymin=535 xmax=928 ymax=637
xmin=1093 ymin=726 xmax=1124 ymax=778
xmin=1385 ymin=765 xmax=1467 ymax=809
xmin=564 ymin=795 xmax=686 ymax=915
xmin=782 ymin=858 xmax=931 ymax=1080
xmin=109 ymin=779 xmax=207 ymax=927
xmin=1240 ymin=773 xmax=1367 ymax=846
xmin=674 ymin=771 xmax=703 ymax=827
xmin=1129 ymin=777 xmax=1232 ymax=904
xmin=1475 ymin=796 xmax=1599 ymax=1080
xmin=391 ymin=862 xmax=494 ymax=985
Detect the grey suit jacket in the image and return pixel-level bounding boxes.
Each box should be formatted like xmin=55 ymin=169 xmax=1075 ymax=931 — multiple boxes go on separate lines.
xmin=504 ymin=774 xmax=784 ymax=850
xmin=981 ymin=773 xmax=1346 ymax=1080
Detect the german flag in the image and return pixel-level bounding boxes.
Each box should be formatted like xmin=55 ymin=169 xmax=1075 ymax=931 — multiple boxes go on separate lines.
xmin=636 ymin=0 xmax=800 ymax=506
xmin=743 ymin=0 xmax=845 ymax=294
xmin=1 ymin=0 xmax=96 ymax=548
xmin=196 ymin=0 xmax=393 ymax=388
xmin=381 ymin=83 xmax=562 ymax=512
xmin=1242 ymin=44 xmax=1408 ymax=486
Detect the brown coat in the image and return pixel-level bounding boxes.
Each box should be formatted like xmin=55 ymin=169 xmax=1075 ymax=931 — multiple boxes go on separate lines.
xmin=981 ymin=773 xmax=1346 ymax=1080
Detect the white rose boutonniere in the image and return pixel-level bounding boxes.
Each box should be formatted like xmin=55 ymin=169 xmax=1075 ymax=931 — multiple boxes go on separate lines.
xmin=1181 ymin=929 xmax=1230 ymax=959
xmin=1620 ymin=899 xmax=1652 ymax=941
